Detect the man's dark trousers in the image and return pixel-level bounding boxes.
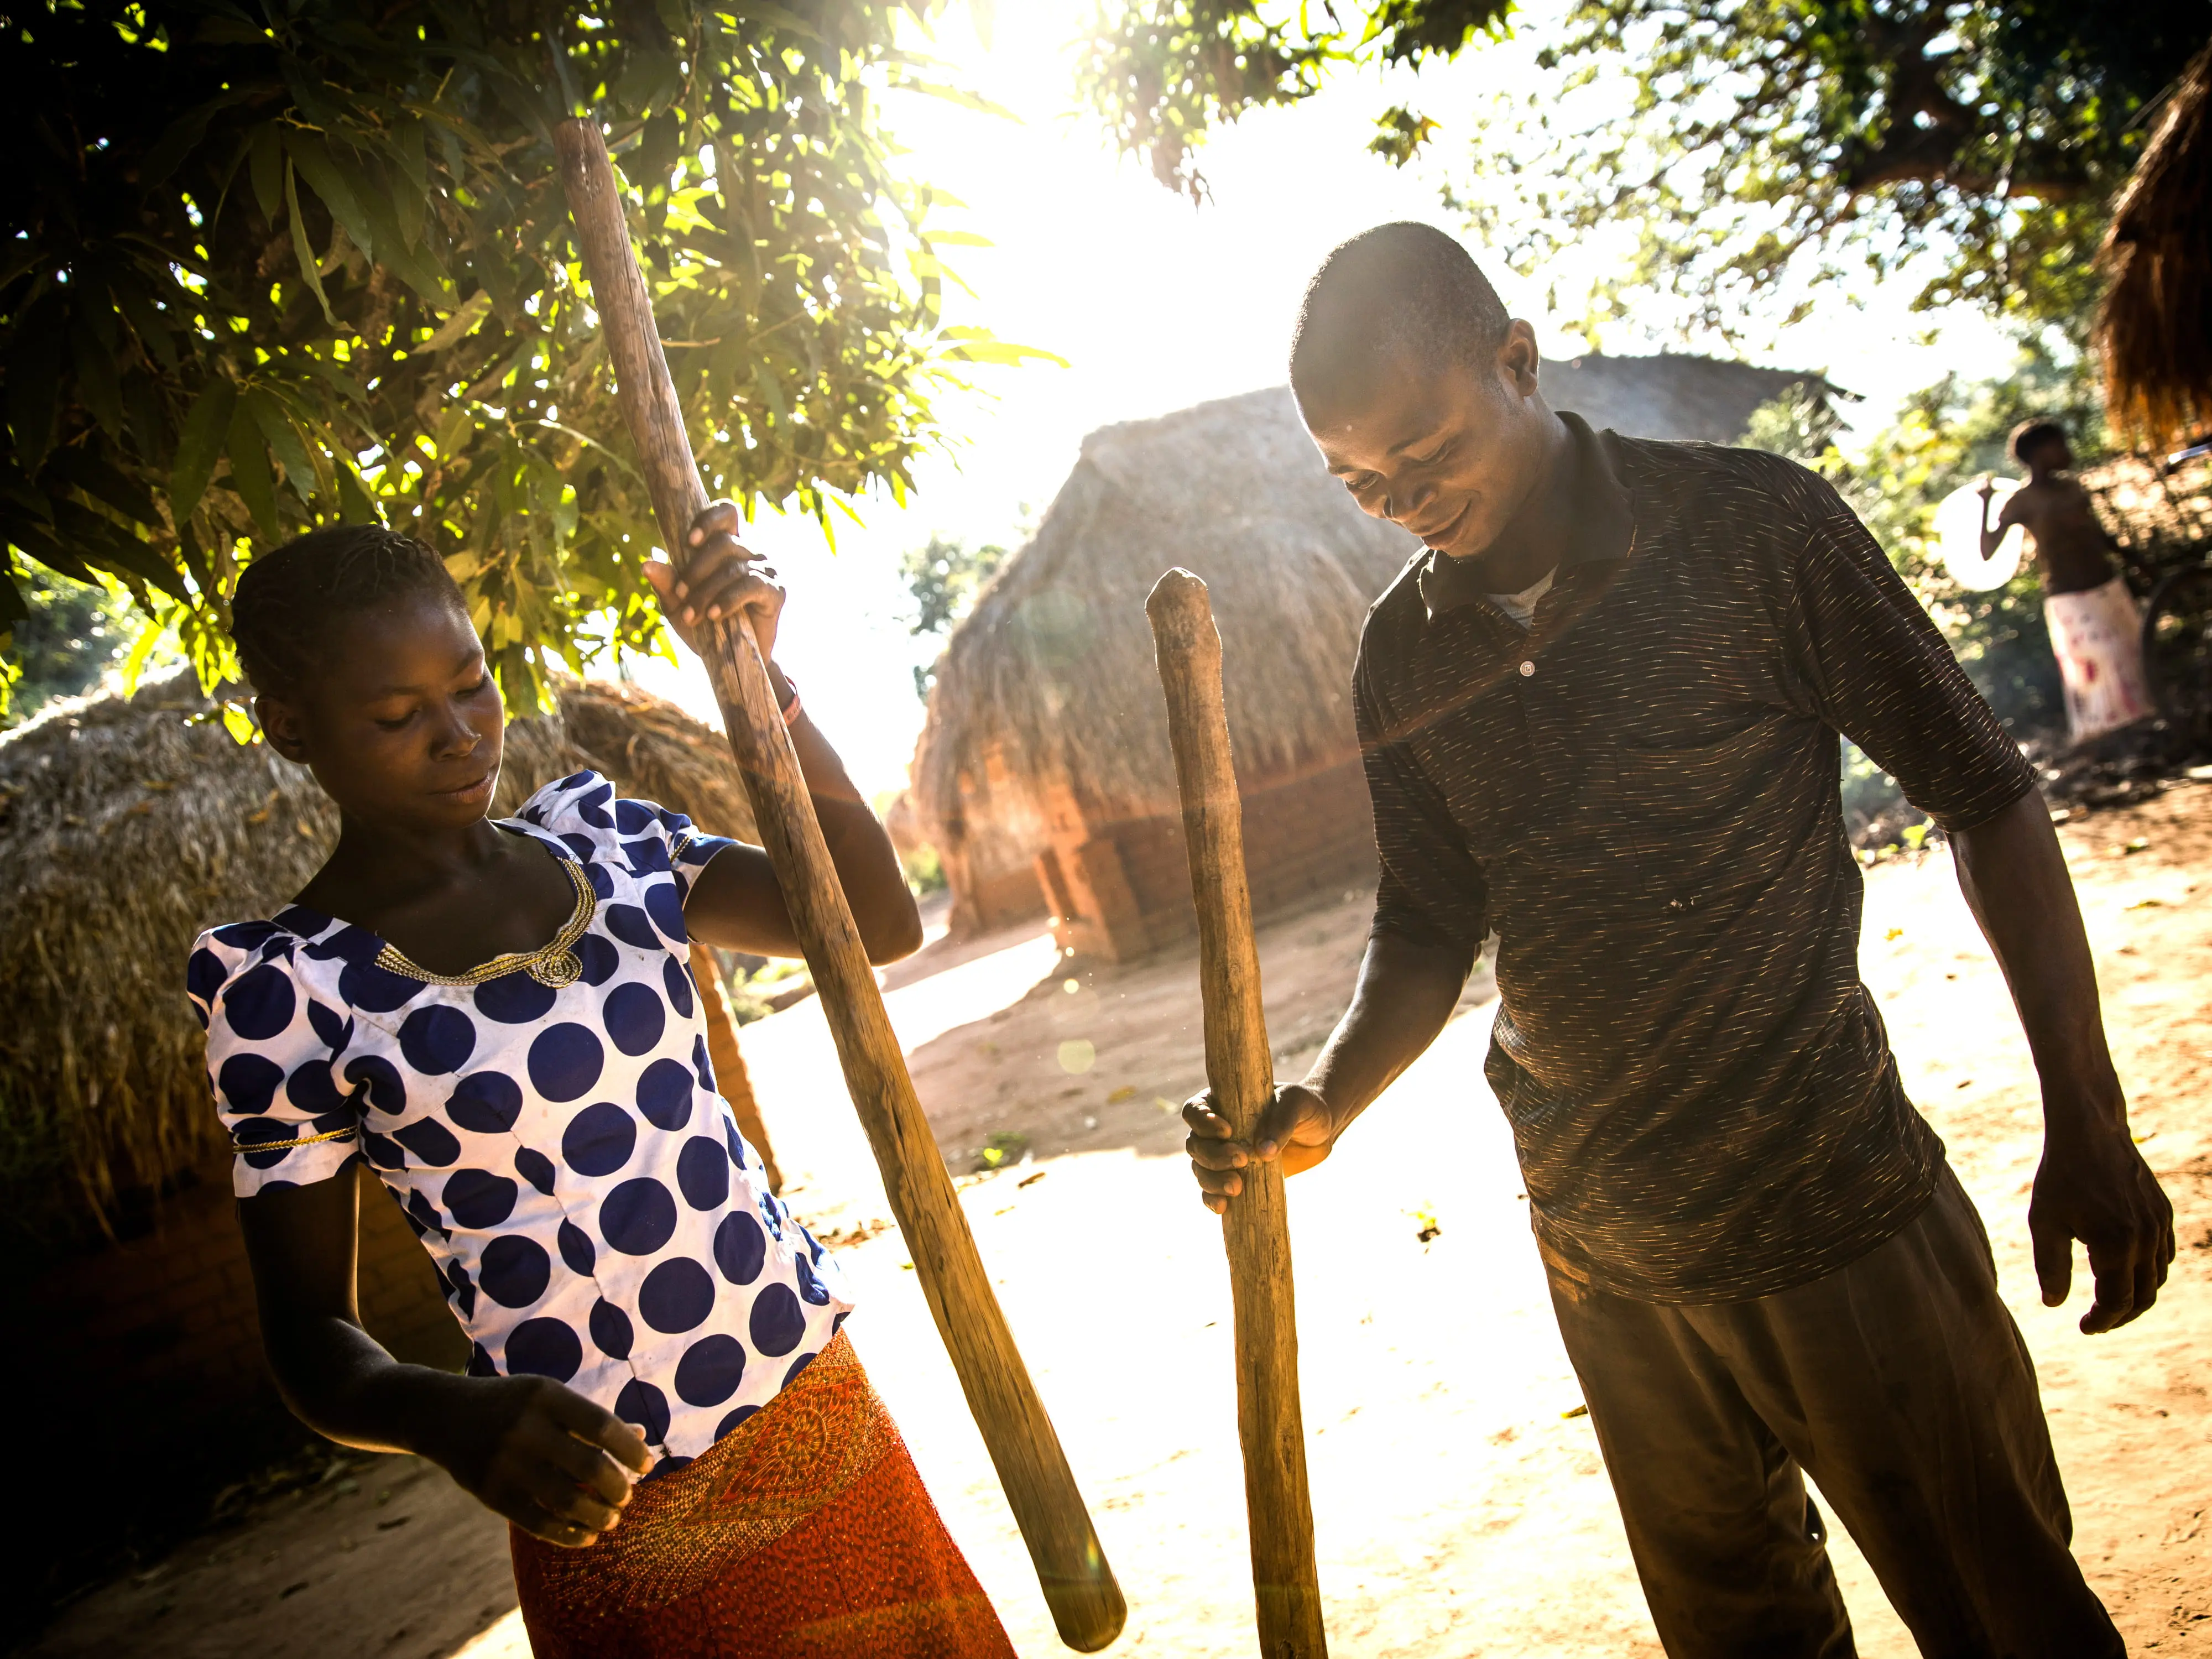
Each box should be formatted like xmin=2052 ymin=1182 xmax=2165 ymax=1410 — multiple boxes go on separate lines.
xmin=1547 ymin=1161 xmax=2122 ymax=1658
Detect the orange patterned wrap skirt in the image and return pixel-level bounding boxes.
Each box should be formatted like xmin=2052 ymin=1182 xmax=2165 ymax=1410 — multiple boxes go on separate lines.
xmin=511 ymin=1333 xmax=1016 ymax=1658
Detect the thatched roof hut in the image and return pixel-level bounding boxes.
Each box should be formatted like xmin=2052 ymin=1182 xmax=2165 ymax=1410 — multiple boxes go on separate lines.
xmin=0 ymin=671 xmax=757 ymax=1247
xmin=911 ymin=355 xmax=1829 ymax=956
xmin=2098 ymin=38 xmax=2212 ymax=451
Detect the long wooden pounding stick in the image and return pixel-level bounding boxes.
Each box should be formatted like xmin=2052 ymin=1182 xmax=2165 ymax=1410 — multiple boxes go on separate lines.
xmin=556 ymin=119 xmax=1125 ymax=1654
xmin=1147 ymin=570 xmax=1328 ymax=1659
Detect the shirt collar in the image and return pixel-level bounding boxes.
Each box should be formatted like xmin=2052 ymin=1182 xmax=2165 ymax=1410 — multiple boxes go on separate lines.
xmin=1417 ymin=410 xmax=1635 ymax=622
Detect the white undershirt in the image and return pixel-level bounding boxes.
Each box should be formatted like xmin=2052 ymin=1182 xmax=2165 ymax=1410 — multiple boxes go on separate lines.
xmin=1486 ymin=568 xmax=1557 ymax=630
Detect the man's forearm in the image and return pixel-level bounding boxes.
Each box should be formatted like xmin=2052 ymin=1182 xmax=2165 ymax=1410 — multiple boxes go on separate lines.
xmin=1952 ymin=789 xmax=2125 ymax=1134
xmin=1303 ymin=932 xmax=1472 ymax=1136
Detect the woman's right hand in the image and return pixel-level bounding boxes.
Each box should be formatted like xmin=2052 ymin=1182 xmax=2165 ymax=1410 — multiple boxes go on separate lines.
xmin=643 ymin=498 xmax=786 ymax=665
xmin=427 ymin=1374 xmax=653 ymax=1546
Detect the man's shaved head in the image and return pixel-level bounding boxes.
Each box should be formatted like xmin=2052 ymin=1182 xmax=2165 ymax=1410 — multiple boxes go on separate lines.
xmin=1289 ymin=223 xmax=1511 ymax=417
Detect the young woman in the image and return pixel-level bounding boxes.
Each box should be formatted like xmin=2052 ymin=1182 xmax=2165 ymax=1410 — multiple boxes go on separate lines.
xmin=187 ymin=504 xmax=1014 ymax=1658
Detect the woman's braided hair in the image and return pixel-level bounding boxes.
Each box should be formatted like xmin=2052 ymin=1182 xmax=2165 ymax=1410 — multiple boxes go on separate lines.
xmin=229 ymin=525 xmax=466 ymax=697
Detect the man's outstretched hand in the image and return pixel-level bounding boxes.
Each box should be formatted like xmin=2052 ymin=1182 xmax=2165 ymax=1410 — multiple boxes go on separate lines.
xmin=1183 ymin=1083 xmax=1337 ymax=1215
xmin=2030 ymin=1112 xmax=2175 ymax=1334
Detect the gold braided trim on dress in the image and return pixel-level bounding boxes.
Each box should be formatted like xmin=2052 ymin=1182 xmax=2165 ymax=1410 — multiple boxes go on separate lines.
xmin=237 ymin=1123 xmax=358 ymax=1153
xmin=372 ymin=857 xmax=597 ymax=989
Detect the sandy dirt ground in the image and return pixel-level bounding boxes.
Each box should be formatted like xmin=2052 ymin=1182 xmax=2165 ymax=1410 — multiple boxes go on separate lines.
xmin=32 ymin=784 xmax=2211 ymax=1659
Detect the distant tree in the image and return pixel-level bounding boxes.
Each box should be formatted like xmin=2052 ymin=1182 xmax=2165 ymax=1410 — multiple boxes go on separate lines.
xmin=901 ymin=530 xmax=1005 ymax=698
xmin=1078 ymin=1 xmax=2212 ymax=336
xmin=0 ymin=568 xmax=140 ymax=727
xmin=0 ymin=2 xmax=1050 ymax=721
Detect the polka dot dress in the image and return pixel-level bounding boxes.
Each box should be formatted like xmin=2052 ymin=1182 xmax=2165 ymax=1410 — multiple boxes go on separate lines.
xmin=187 ymin=771 xmax=852 ymax=1467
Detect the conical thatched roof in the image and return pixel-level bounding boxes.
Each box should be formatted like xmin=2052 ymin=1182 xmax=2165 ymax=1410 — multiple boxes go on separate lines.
xmin=911 ymin=358 xmax=1829 ymax=872
xmin=1538 ymin=351 xmax=1833 ymax=446
xmin=0 ymin=671 xmax=754 ymax=1249
xmin=910 ymin=387 xmax=1418 ymax=863
xmin=2098 ymin=39 xmax=2212 ymax=450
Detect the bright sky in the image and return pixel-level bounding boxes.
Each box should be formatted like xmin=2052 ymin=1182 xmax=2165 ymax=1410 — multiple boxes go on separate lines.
xmin=623 ymin=0 xmax=2022 ymax=798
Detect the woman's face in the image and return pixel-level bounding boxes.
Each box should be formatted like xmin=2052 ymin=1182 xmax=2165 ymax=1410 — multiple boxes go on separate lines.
xmin=258 ymin=589 xmax=507 ymax=835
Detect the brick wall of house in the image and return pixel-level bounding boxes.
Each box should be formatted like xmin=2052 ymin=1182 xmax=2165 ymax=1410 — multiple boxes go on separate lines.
xmin=1048 ymin=755 xmax=1378 ymax=960
xmin=22 ymin=1158 xmax=465 ymax=1444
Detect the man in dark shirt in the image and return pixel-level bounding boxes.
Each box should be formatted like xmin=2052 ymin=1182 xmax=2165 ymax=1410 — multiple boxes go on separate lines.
xmin=1184 ymin=224 xmax=2174 ymax=1657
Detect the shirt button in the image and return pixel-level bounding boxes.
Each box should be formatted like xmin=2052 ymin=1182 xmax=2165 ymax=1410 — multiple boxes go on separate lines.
xmin=1518 ymin=660 xmax=1535 ymax=677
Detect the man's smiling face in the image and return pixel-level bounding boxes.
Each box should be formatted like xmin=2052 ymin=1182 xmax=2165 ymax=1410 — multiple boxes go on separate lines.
xmin=1301 ymin=319 xmax=1554 ymax=564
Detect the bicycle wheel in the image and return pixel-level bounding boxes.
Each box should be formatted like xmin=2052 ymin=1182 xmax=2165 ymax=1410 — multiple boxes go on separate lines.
xmin=2141 ymin=560 xmax=2212 ymax=734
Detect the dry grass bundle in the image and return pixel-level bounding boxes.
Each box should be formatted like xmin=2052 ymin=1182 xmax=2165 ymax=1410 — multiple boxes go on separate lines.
xmin=2099 ymin=39 xmax=2212 ymax=451
xmin=0 ymin=670 xmax=753 ymax=1250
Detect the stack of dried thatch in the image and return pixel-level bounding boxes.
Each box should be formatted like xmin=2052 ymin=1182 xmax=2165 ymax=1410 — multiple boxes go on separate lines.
xmin=0 ymin=671 xmax=759 ymax=1246
xmin=2099 ymin=39 xmax=2212 ymax=450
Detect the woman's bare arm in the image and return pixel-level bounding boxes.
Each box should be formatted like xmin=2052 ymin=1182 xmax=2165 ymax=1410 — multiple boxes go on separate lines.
xmin=238 ymin=1175 xmax=648 ymax=1545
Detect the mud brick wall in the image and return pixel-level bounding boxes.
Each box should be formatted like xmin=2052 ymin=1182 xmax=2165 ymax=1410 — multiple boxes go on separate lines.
xmin=1071 ymin=755 xmax=1378 ymax=959
xmin=18 ymin=1159 xmax=464 ymax=1444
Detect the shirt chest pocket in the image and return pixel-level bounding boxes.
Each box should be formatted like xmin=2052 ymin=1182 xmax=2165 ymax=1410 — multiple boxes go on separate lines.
xmin=1606 ymin=715 xmax=1801 ymax=911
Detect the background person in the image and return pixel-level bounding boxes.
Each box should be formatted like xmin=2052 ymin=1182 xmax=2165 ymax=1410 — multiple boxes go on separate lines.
xmin=1186 ymin=223 xmax=2174 ymax=1659
xmin=1980 ymin=419 xmax=2156 ymax=742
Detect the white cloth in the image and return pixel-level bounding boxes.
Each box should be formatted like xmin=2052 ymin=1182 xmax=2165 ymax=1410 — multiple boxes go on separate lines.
xmin=2044 ymin=575 xmax=2154 ymax=743
xmin=1486 ymin=568 xmax=1557 ymax=630
xmin=189 ymin=771 xmax=851 ymax=1463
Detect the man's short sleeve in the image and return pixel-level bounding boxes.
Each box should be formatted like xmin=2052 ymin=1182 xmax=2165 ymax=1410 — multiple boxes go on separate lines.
xmin=1357 ymin=650 xmax=1487 ymax=964
xmin=1780 ymin=472 xmax=2038 ymax=832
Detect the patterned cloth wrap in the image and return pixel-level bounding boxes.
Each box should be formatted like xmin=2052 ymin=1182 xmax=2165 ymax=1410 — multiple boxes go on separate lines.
xmin=511 ymin=1332 xmax=1016 ymax=1659
xmin=2043 ymin=574 xmax=2155 ymax=743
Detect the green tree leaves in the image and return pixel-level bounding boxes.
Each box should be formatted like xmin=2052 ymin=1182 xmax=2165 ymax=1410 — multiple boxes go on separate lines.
xmin=0 ymin=2 xmax=1046 ymax=718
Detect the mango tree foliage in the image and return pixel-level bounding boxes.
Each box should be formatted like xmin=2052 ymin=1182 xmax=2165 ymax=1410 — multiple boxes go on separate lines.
xmin=1078 ymin=1 xmax=2212 ymax=338
xmin=1445 ymin=0 xmax=2212 ymax=340
xmin=1073 ymin=0 xmax=1513 ymax=198
xmin=0 ymin=1 xmax=1049 ymax=716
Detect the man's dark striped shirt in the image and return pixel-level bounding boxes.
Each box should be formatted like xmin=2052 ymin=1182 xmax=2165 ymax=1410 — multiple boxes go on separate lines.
xmin=1355 ymin=414 xmax=2036 ymax=1302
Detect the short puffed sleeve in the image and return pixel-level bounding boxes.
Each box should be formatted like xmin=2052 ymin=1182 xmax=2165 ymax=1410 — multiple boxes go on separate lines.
xmin=187 ymin=922 xmax=361 ymax=1196
xmin=512 ymin=770 xmax=738 ymax=900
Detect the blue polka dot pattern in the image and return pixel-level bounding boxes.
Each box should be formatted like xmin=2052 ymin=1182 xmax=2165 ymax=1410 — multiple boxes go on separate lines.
xmin=528 ymin=1024 xmax=603 ymax=1103
xmin=604 ymin=904 xmax=661 ymax=951
xmin=447 ymin=1071 xmax=524 ymax=1135
xmin=635 ymin=1058 xmax=693 ymax=1131
xmin=444 ymin=1168 xmax=518 ymax=1230
xmin=749 ymin=1284 xmax=805 ymax=1357
xmin=343 ymin=1055 xmax=407 ymax=1115
xmin=398 ymin=1006 xmax=476 ymax=1074
xmin=562 ymin=1100 xmax=636 ymax=1178
xmin=393 ymin=1118 xmax=462 ymax=1168
xmin=639 ymin=1258 xmax=716 ymax=1333
xmin=661 ymin=956 xmax=696 ymax=1020
xmin=187 ymin=770 xmax=851 ymax=1462
xmin=474 ymin=972 xmax=556 ymax=1025
xmin=677 ymin=1136 xmax=731 ymax=1211
xmin=674 ymin=1334 xmax=746 ymax=1406
xmin=643 ymin=881 xmax=686 ymax=943
xmin=576 ymin=932 xmax=620 ymax=986
xmin=713 ymin=1211 xmax=766 ymax=1286
xmin=590 ymin=1298 xmax=634 ymax=1359
xmin=615 ymin=1378 xmax=670 ymax=1445
xmin=602 ymin=982 xmax=665 ymax=1057
xmin=602 ymin=1177 xmax=676 ymax=1256
xmin=217 ymin=1053 xmax=285 ymax=1115
xmin=506 ymin=1317 xmax=582 ymax=1382
xmin=557 ymin=1219 xmax=595 ymax=1275
xmin=479 ymin=1234 xmax=551 ymax=1308
xmin=222 ymin=963 xmax=297 ymax=1041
